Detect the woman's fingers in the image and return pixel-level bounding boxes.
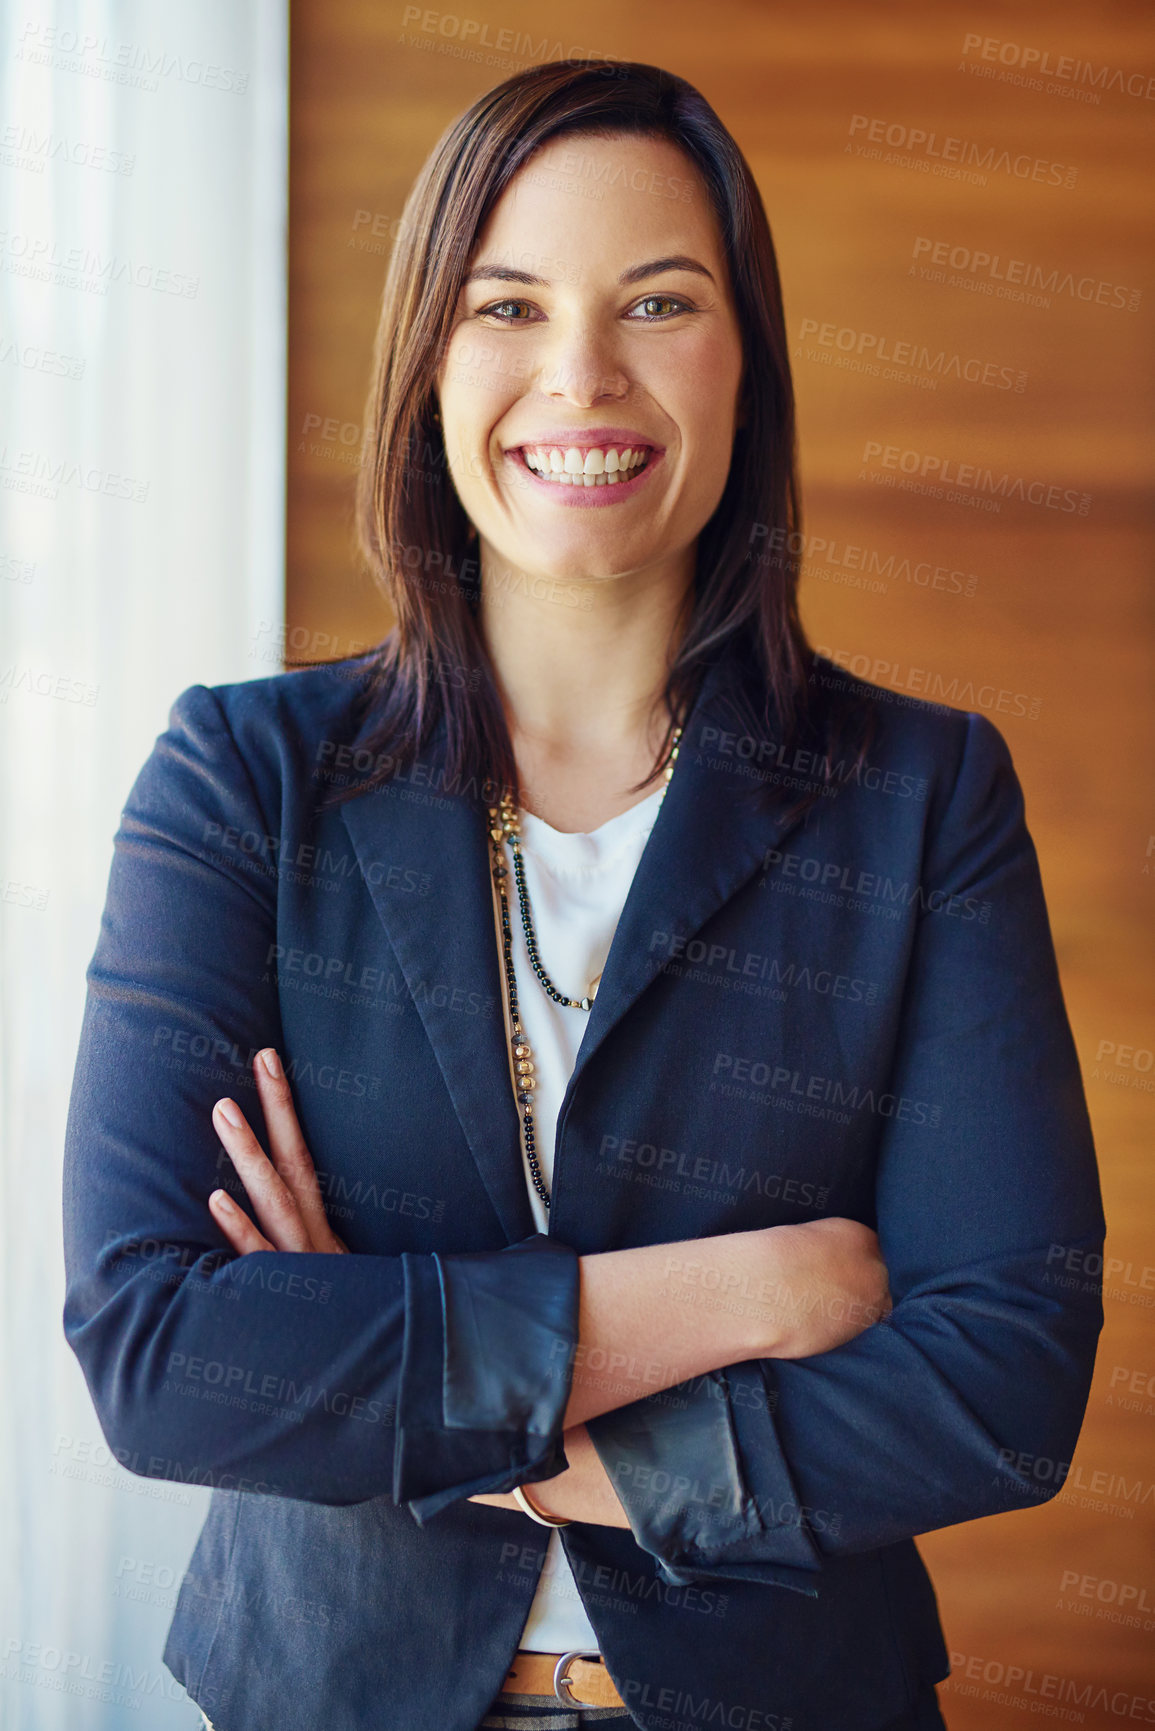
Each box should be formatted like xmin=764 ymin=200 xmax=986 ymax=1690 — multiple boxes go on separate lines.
xmin=211 ymin=1096 xmax=314 ymax=1253
xmin=252 ymin=1049 xmax=346 ymax=1253
xmin=209 ymin=1186 xmax=275 ymax=1255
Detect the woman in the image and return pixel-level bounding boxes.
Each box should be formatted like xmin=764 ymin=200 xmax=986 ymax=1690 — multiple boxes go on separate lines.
xmin=62 ymin=59 xmax=1105 ymax=1731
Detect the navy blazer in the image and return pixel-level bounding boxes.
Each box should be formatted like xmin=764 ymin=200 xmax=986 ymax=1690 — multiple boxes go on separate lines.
xmin=62 ymin=642 xmax=1104 ymax=1731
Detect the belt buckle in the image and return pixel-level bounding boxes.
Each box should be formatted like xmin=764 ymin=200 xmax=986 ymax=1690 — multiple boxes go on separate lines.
xmin=553 ymin=1649 xmax=604 ymax=1708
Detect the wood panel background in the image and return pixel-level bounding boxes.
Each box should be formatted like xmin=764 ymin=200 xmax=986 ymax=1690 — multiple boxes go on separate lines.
xmin=286 ymin=2 xmax=1155 ymax=1723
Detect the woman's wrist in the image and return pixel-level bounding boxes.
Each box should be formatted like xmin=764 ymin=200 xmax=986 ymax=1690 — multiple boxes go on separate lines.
xmin=562 ymin=1228 xmax=784 ymax=1429
xmin=467 ymin=1425 xmax=631 ymax=1528
xmin=527 ymin=1424 xmax=631 ymax=1527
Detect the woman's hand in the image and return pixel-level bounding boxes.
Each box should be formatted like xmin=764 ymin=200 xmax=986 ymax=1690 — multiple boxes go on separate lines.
xmin=208 ymin=1047 xmax=347 ymax=1256
xmin=758 ymin=1217 xmax=891 ymax=1359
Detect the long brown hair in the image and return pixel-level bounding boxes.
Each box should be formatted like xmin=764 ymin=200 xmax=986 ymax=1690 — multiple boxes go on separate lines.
xmin=323 ymin=58 xmax=867 ymax=812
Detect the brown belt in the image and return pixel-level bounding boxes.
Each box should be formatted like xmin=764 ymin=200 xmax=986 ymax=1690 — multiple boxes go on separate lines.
xmin=502 ymin=1649 xmax=624 ymax=1709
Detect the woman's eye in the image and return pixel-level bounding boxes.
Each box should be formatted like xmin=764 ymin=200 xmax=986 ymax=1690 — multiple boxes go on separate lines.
xmin=630 ymin=295 xmax=690 ymax=320
xmin=477 ymin=299 xmax=535 ymax=322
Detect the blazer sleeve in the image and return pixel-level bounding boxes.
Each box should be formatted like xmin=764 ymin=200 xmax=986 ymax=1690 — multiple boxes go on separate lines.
xmin=62 ymin=682 xmax=579 ymax=1514
xmin=588 ymin=709 xmax=1105 ymax=1585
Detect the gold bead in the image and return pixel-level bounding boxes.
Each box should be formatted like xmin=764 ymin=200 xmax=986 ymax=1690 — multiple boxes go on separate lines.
xmin=516 ymin=1059 xmax=534 ymax=1075
xmin=513 ymin=1042 xmax=530 ymax=1059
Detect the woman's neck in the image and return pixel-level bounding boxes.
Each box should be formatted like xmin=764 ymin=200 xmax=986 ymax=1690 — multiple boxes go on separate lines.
xmin=477 ymin=549 xmax=693 ymax=834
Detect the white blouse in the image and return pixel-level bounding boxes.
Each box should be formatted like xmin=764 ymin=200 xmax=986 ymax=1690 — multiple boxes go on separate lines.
xmin=488 ymin=781 xmax=668 ymax=1654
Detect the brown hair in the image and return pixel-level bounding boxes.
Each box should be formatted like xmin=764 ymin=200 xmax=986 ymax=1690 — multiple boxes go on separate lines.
xmin=323 ymin=58 xmax=866 ymax=812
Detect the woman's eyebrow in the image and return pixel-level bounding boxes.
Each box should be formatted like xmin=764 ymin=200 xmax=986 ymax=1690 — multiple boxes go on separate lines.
xmin=462 ymin=255 xmax=716 ymax=287
xmin=619 ymin=255 xmax=715 ymax=287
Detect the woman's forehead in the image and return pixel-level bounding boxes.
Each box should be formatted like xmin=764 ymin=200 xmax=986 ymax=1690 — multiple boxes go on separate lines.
xmin=473 ymin=136 xmax=719 ymax=266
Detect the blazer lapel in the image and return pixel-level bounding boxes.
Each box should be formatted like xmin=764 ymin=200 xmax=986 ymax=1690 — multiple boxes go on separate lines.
xmin=556 ymin=656 xmax=811 ymax=1123
xmin=340 ymin=743 xmax=537 ymax=1245
xmin=338 ymin=651 xmax=813 ymax=1244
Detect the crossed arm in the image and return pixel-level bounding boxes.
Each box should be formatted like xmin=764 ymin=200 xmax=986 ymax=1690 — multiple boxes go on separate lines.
xmin=208 ymin=1048 xmax=892 ymax=1529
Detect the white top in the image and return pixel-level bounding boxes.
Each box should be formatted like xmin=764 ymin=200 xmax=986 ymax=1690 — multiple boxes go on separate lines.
xmin=488 ymin=781 xmax=668 ymax=1654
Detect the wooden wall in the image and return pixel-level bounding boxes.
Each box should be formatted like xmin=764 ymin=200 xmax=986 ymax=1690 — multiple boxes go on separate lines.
xmin=287 ymin=3 xmax=1155 ymax=1723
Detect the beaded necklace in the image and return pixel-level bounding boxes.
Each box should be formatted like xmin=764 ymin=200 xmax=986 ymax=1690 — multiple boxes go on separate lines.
xmin=487 ymin=725 xmax=682 ymax=1210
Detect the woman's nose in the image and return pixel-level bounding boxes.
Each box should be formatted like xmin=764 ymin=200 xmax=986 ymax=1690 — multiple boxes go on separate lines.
xmin=536 ymin=320 xmax=628 ymax=406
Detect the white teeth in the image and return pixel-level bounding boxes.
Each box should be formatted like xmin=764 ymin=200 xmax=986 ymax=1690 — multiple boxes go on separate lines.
xmin=520 ymin=443 xmax=650 ymax=486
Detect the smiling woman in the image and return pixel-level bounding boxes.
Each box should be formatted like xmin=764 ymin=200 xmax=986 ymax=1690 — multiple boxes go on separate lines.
xmin=62 ymin=57 xmax=1103 ymax=1731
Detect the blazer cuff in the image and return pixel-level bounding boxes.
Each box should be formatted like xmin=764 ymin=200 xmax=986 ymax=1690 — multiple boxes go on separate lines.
xmin=393 ymin=1232 xmax=579 ymax=1522
xmin=587 ymin=1363 xmax=822 ymax=1591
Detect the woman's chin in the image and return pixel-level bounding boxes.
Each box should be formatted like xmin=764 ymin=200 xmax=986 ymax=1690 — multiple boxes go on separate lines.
xmin=482 ymin=530 xmax=652 ymax=592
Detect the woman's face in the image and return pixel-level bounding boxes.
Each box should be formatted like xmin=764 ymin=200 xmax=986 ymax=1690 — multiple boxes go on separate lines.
xmin=435 ymin=131 xmax=746 ymax=589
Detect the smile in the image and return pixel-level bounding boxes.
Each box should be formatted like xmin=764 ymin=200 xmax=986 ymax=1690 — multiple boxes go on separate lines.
xmin=519 ymin=443 xmax=652 ymax=485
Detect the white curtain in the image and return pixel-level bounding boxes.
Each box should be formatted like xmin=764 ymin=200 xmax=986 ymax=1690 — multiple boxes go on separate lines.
xmin=0 ymin=3 xmax=287 ymax=1725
